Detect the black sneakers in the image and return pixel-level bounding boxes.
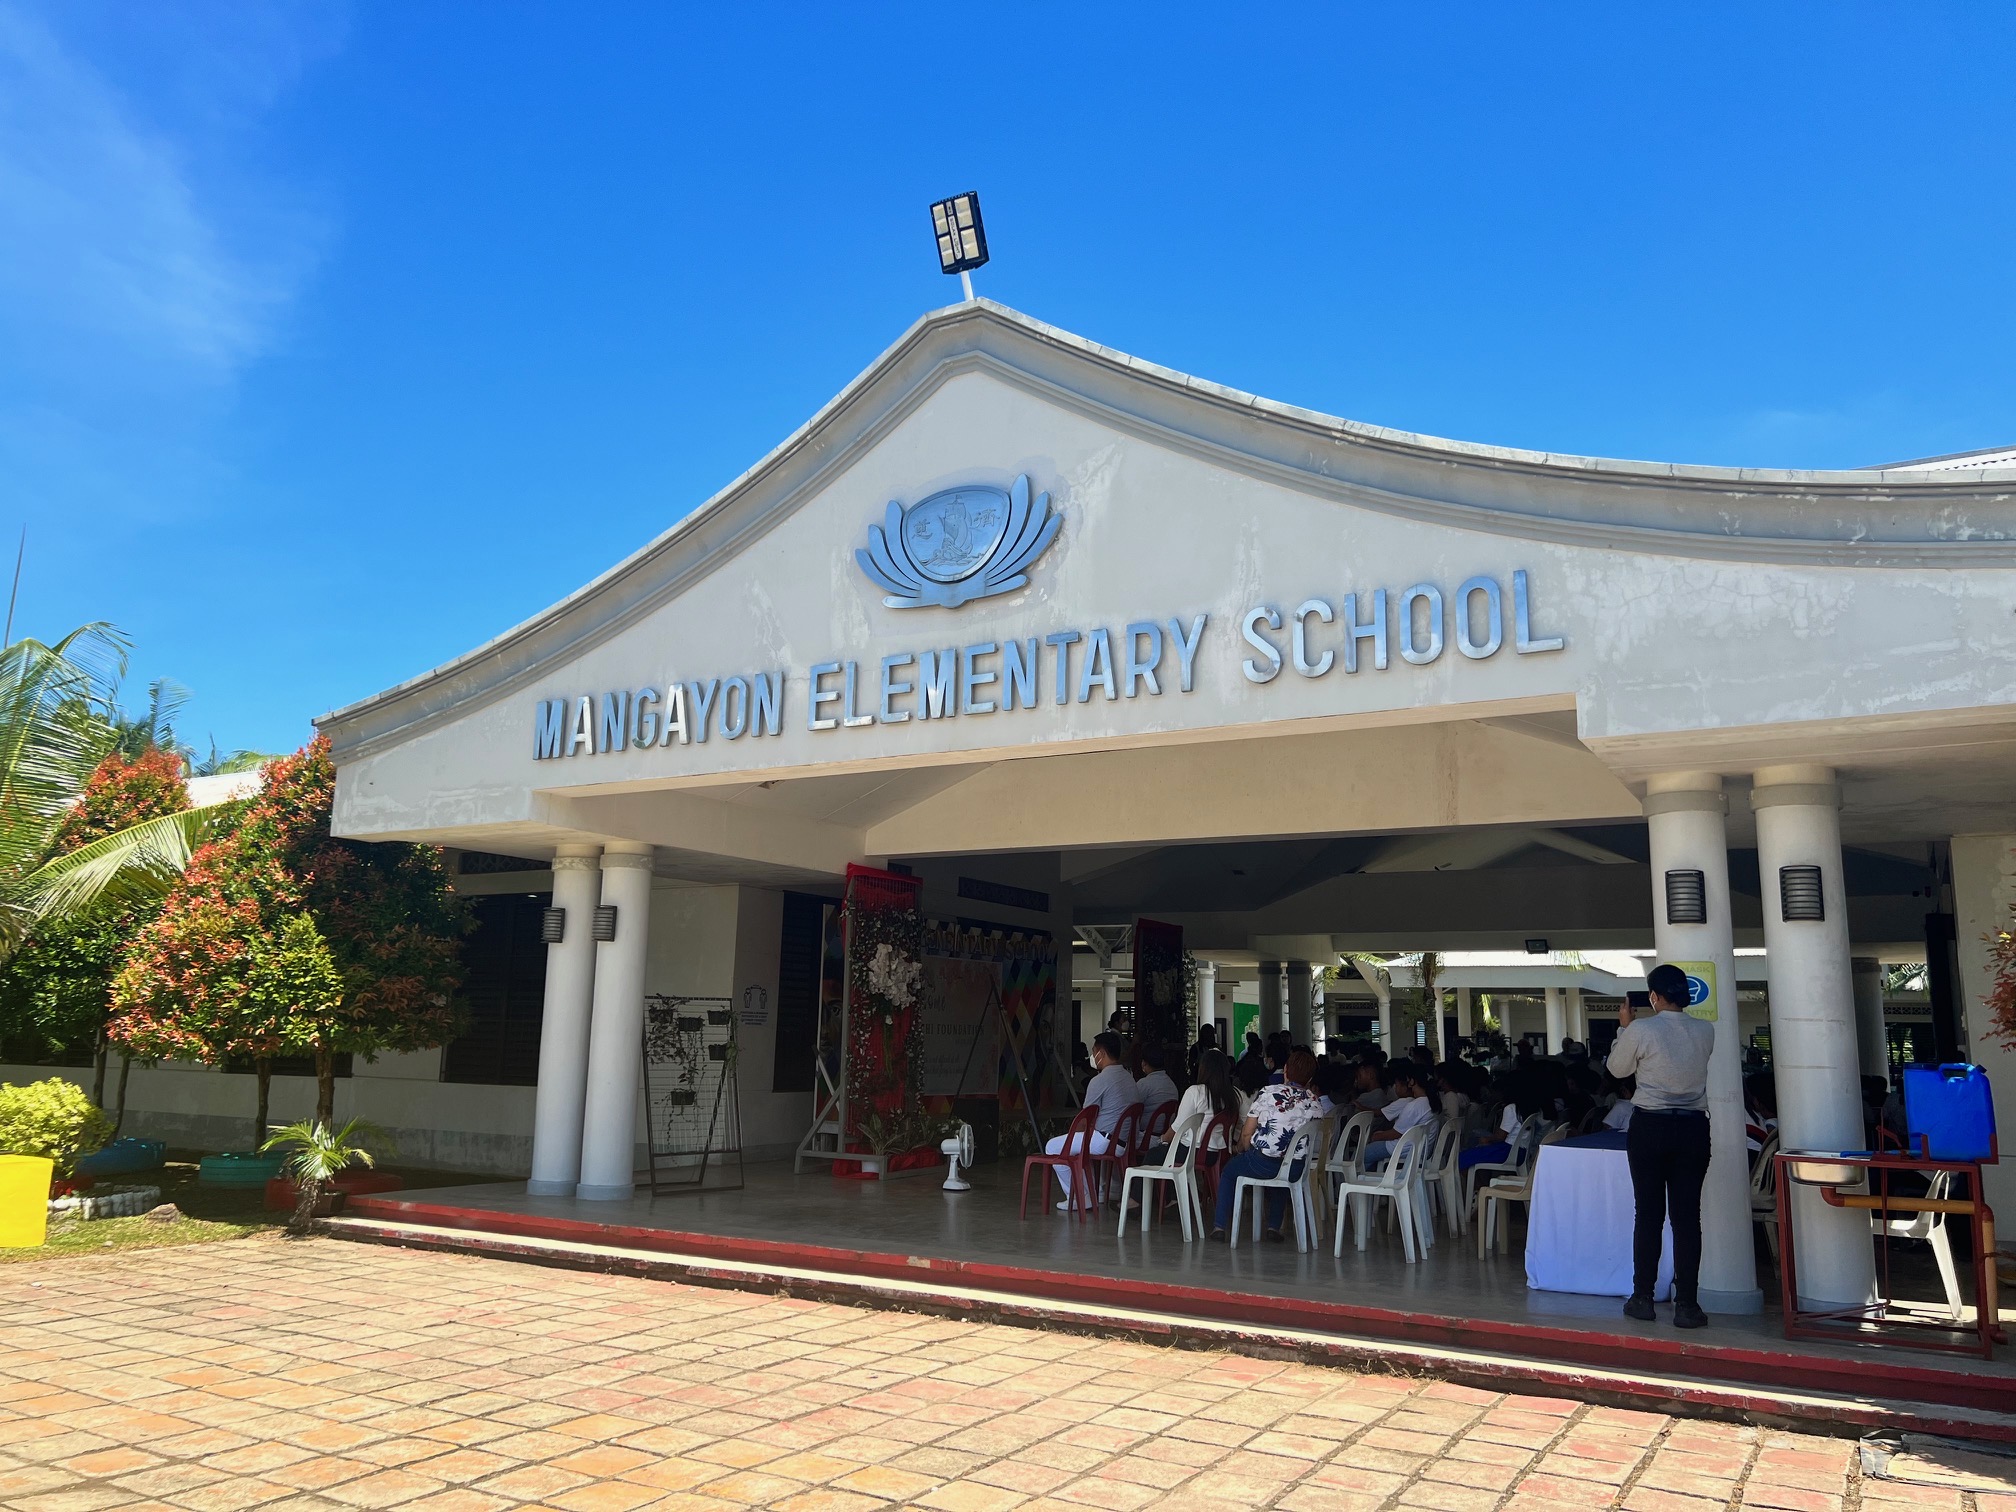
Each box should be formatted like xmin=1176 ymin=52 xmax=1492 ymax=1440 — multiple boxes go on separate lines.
xmin=1622 ymin=1294 xmax=1656 ymax=1322
xmin=1673 ymin=1301 xmax=1709 ymax=1329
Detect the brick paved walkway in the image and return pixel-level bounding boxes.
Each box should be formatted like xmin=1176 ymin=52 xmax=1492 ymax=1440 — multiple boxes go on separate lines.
xmin=0 ymin=1235 xmax=1998 ymax=1512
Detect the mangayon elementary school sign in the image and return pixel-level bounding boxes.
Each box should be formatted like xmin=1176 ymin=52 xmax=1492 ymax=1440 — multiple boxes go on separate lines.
xmin=531 ymin=476 xmax=1566 ymax=760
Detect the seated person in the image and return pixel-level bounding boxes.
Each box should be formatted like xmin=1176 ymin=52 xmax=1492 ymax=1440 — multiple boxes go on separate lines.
xmin=1235 ymin=1033 xmax=1270 ymax=1093
xmin=1364 ymin=1063 xmax=1437 ymax=1165
xmin=1045 ymin=1032 xmax=1136 ymax=1209
xmin=1171 ymin=1049 xmax=1248 ymax=1155
xmin=1603 ymin=1073 xmax=1637 ymax=1131
xmin=1459 ymin=1084 xmax=1546 ymax=1170
xmin=1210 ymin=1048 xmax=1323 ymax=1241
xmin=1311 ymin=1058 xmax=1350 ymax=1116
xmin=1134 ymin=1041 xmax=1180 ymax=1121
xmin=1263 ymin=1030 xmax=1294 ymax=1085
xmin=1351 ymin=1060 xmax=1393 ymax=1113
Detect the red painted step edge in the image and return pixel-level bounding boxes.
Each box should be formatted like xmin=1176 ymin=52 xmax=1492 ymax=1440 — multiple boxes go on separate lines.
xmin=347 ymin=1195 xmax=2011 ymax=1414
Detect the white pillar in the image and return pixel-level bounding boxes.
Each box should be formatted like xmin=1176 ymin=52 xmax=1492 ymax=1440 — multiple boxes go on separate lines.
xmin=1567 ymin=986 xmax=1586 ymax=1046
xmin=1645 ymin=774 xmax=1760 ymax=1312
xmin=527 ymin=844 xmax=602 ymax=1195
xmin=1950 ymin=834 xmax=2016 ymax=1226
xmin=1312 ymin=977 xmax=1327 ymax=1054
xmin=1433 ymin=988 xmax=1449 ymax=1061
xmin=575 ymin=844 xmax=656 ymax=1201
xmin=1543 ymin=986 xmax=1566 ymax=1055
xmin=1258 ymin=962 xmax=1284 ymax=1037
xmin=1751 ymin=766 xmax=1876 ymax=1308
xmin=1101 ymin=970 xmax=1121 ymax=1031
xmin=1851 ymin=958 xmax=1888 ymax=1082
xmin=1456 ymin=987 xmax=1474 ymax=1040
xmin=1287 ymin=961 xmax=1314 ymax=1045
xmin=1195 ymin=960 xmax=1219 ymax=1038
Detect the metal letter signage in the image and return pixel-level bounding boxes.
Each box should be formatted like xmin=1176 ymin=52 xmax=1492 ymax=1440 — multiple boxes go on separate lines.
xmin=855 ymin=474 xmax=1061 ymax=609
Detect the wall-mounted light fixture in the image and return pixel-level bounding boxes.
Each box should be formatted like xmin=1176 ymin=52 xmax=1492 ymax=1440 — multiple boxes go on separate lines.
xmin=1779 ymin=865 xmax=1825 ymax=922
xmin=540 ymin=908 xmax=565 ymax=944
xmin=1664 ymin=869 xmax=1707 ymax=925
xmin=593 ymin=904 xmax=619 ymax=942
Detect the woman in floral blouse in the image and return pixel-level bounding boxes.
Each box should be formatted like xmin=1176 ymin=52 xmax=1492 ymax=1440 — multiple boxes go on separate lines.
xmin=1210 ymin=1047 xmax=1322 ymax=1240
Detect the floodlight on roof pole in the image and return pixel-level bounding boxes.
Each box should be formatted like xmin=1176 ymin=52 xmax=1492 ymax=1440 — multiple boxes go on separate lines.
xmin=929 ymin=191 xmax=988 ymax=302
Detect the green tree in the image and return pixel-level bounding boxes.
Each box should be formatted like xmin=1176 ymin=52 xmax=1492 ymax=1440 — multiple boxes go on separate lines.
xmin=0 ymin=748 xmax=198 ymax=1107
xmin=0 ymin=628 xmax=239 ymax=952
xmin=111 ymin=738 xmax=469 ymax=1130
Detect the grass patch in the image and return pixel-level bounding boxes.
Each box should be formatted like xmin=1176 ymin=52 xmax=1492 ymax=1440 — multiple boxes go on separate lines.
xmin=3 ymin=1153 xmax=511 ymax=1263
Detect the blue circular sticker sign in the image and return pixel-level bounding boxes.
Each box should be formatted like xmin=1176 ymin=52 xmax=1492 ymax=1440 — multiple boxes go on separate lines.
xmin=1685 ymin=973 xmax=1711 ymax=1007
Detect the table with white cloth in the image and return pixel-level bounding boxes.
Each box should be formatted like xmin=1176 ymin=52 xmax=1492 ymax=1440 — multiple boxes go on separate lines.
xmin=1524 ymin=1130 xmax=1674 ymax=1299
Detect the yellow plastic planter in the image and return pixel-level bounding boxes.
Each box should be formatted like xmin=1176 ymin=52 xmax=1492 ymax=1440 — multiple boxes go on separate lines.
xmin=0 ymin=1155 xmax=54 ymax=1247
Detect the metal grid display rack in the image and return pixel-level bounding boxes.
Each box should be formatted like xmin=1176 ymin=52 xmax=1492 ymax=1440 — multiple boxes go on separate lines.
xmin=640 ymin=988 xmax=756 ymax=1194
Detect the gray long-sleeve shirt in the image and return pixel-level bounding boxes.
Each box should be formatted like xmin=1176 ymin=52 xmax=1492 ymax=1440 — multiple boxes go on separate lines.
xmin=1606 ymin=1009 xmax=1715 ymax=1112
xmin=1084 ymin=1064 xmax=1140 ymax=1135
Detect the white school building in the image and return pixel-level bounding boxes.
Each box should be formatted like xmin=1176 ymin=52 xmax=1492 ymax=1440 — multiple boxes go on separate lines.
xmin=47 ymin=300 xmax=2016 ymax=1313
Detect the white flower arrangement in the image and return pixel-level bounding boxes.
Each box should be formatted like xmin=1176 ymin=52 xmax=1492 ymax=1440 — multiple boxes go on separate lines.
xmin=866 ymin=942 xmax=922 ymax=1014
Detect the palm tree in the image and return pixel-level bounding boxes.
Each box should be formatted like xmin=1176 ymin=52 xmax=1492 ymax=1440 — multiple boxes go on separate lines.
xmin=190 ymin=738 xmax=273 ymax=776
xmin=0 ymin=626 xmax=241 ymax=957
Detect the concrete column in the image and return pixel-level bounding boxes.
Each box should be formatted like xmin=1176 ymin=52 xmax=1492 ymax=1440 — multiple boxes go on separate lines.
xmin=1751 ymin=766 xmax=1876 ymax=1308
xmin=1950 ymin=834 xmax=2016 ymax=1225
xmin=1195 ymin=960 xmax=1219 ymax=1037
xmin=1544 ymin=987 xmax=1566 ymax=1055
xmin=575 ymin=844 xmax=657 ymax=1201
xmin=1258 ymin=962 xmax=1284 ymax=1037
xmin=1311 ymin=977 xmax=1327 ymax=1054
xmin=1851 ymin=958 xmax=1888 ymax=1081
xmin=1286 ymin=961 xmax=1314 ymax=1045
xmin=1101 ymin=971 xmax=1121 ymax=1031
xmin=1645 ymin=773 xmax=1761 ymax=1313
xmin=1434 ymin=989 xmax=1449 ymax=1061
xmin=1456 ymin=987 xmax=1474 ymax=1039
xmin=1567 ymin=986 xmax=1586 ymax=1045
xmin=527 ymin=844 xmax=603 ymax=1195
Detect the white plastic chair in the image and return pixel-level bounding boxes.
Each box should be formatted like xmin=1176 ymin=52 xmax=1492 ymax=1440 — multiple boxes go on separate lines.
xmin=1751 ymin=1131 xmax=1781 ymax=1261
xmin=1871 ymin=1170 xmax=1963 ymax=1321
xmin=1333 ymin=1123 xmax=1431 ymax=1261
xmin=1230 ymin=1124 xmax=1319 ymax=1252
xmin=1304 ymin=1114 xmax=1340 ymax=1228
xmin=1118 ymin=1112 xmax=1205 ymax=1242
xmin=1325 ymin=1110 xmax=1375 ymax=1201
xmin=1477 ymin=1124 xmax=1566 ymax=1257
xmin=1464 ymin=1112 xmax=1544 ymax=1213
xmin=1418 ymin=1116 xmax=1465 ymax=1237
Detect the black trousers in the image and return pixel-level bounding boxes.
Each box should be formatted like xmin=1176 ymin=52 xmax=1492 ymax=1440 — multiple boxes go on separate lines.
xmin=1625 ymin=1109 xmax=1711 ymax=1306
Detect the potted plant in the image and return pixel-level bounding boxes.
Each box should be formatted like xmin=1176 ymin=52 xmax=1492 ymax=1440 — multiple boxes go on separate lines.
xmin=0 ymin=1078 xmax=113 ymax=1197
xmin=260 ymin=1117 xmax=388 ymax=1235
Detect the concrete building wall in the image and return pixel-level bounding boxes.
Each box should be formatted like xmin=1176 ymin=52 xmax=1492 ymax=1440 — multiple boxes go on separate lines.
xmin=0 ymin=880 xmax=803 ymax=1175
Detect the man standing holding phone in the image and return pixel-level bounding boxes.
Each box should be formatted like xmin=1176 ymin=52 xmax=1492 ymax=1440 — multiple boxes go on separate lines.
xmin=1607 ymin=964 xmax=1716 ymax=1329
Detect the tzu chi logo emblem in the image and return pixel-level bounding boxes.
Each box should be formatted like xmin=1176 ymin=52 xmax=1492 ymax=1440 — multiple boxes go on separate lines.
xmin=855 ymin=473 xmax=1061 ymax=609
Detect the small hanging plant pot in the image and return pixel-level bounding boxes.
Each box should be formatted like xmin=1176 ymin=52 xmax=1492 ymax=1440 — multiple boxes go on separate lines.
xmin=665 ymin=1088 xmax=698 ymax=1107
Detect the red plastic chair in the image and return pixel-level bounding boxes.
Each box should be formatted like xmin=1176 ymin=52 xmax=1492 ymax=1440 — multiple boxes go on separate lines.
xmin=1022 ymin=1104 xmax=1100 ymax=1219
xmin=1085 ymin=1103 xmax=1145 ymax=1209
xmin=1196 ymin=1112 xmax=1238 ymax=1212
xmin=1135 ymin=1100 xmax=1181 ymax=1222
xmin=1141 ymin=1099 xmax=1178 ymax=1148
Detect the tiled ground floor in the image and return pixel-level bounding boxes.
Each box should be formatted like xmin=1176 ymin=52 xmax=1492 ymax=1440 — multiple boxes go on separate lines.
xmin=0 ymin=1236 xmax=1993 ymax=1512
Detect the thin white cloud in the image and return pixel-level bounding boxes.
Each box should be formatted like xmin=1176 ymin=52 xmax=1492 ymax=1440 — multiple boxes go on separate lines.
xmin=0 ymin=0 xmax=329 ymax=389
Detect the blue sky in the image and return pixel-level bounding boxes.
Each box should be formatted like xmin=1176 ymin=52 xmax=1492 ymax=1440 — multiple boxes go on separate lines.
xmin=3 ymin=3 xmax=2012 ymax=756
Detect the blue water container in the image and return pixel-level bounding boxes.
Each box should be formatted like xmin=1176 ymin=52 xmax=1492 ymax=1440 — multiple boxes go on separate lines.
xmin=1902 ymin=1064 xmax=1997 ymax=1162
